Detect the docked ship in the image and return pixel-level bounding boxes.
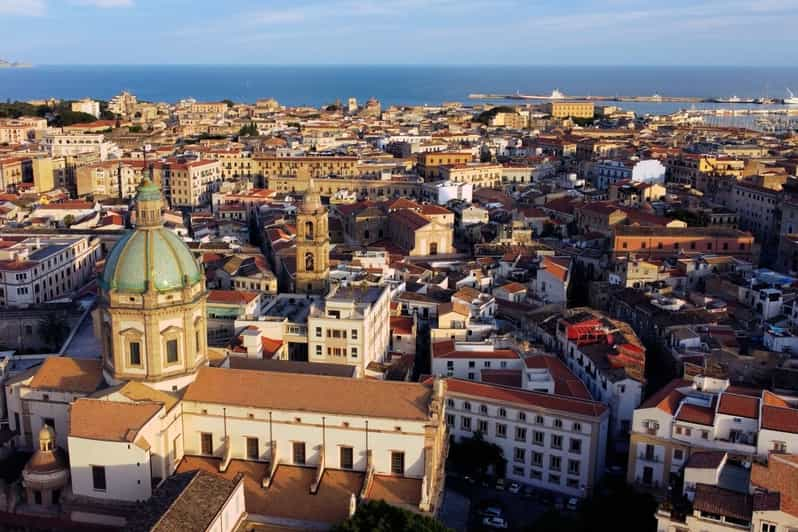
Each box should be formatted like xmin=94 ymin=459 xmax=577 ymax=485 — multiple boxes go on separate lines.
xmin=712 ymin=95 xmax=756 ymax=104
xmin=785 ymin=89 xmax=798 ymax=105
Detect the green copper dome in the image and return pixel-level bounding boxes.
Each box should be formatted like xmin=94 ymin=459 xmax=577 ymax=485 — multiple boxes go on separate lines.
xmin=100 ymin=228 xmax=202 ymax=293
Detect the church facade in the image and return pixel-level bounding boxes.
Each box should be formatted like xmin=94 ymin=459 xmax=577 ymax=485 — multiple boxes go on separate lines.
xmin=4 ymin=180 xmax=447 ymax=529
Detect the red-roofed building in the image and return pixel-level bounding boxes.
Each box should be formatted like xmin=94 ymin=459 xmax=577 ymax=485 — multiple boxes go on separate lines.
xmin=629 ymin=375 xmax=798 ymax=496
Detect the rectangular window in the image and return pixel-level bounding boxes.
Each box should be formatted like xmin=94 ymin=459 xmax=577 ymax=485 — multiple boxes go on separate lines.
xmin=351 ymin=347 xmax=358 ymax=358
xmin=391 ymin=451 xmax=405 ymax=475
xmin=568 ymin=459 xmax=580 ymax=475
xmin=166 ymin=339 xmax=179 ymax=363
xmin=533 ymin=431 xmax=544 ymax=445
xmin=461 ymin=416 xmax=472 ymax=431
xmin=515 ymin=427 xmax=527 ymax=442
xmin=351 ymin=329 xmax=358 ymax=340
xmin=340 ymin=446 xmax=354 ymax=469
xmin=201 ymin=432 xmax=213 ymax=455
xmin=315 ymin=327 xmax=322 ymax=337
xmin=316 ymin=345 xmax=322 ymax=356
xmin=514 ymin=448 xmax=526 ymax=463
xmin=293 ymin=442 xmax=306 ymax=465
xmin=496 ymin=423 xmax=507 ymax=438
xmin=92 ymin=465 xmax=106 ymax=491
xmin=550 ymin=456 xmax=561 ymax=471
xmin=551 ymin=435 xmax=563 ymax=449
xmin=531 ymin=451 xmax=543 ymax=467
xmin=43 ymin=417 xmax=55 ymax=430
xmin=129 ymin=341 xmax=141 ymax=366
xmin=569 ymin=438 xmax=582 ymax=454
xmin=477 ymin=419 xmax=488 ymax=433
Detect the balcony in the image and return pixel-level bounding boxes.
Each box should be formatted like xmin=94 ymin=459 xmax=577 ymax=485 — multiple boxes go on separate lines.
xmin=638 ymin=452 xmax=661 ymax=463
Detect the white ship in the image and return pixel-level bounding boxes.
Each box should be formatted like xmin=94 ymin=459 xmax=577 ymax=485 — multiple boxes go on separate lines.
xmin=786 ymin=89 xmax=798 ymax=105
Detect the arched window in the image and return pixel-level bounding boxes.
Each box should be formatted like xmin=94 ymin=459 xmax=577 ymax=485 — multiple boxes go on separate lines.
xmin=305 ymin=221 xmax=314 ymax=240
xmin=305 ymin=252 xmax=314 ymax=272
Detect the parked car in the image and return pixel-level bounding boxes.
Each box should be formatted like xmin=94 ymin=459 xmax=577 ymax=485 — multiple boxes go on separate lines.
xmin=508 ymin=481 xmax=521 ymax=494
xmin=480 ymin=506 xmax=503 ymax=519
xmin=482 ymin=516 xmax=509 ymax=529
xmin=495 ymin=478 xmax=505 ymax=491
xmin=566 ymin=497 xmax=580 ymax=511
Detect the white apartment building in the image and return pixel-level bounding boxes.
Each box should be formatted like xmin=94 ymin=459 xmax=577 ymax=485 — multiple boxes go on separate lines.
xmin=420 ymin=180 xmax=473 ymax=205
xmin=158 ymin=159 xmax=222 ymax=208
xmin=70 ymin=98 xmax=101 ymax=118
xmin=628 ymin=374 xmax=798 ymax=494
xmin=439 ymin=163 xmax=503 ymax=189
xmin=44 ymin=132 xmax=120 ymax=161
xmin=76 ymin=161 xmax=139 ymax=198
xmin=307 ymin=285 xmax=391 ymax=374
xmin=553 ymin=310 xmax=646 ymax=442
xmin=431 ymin=338 xmax=523 ymax=381
xmin=0 ymin=236 xmax=101 ymax=307
xmin=446 ymin=377 xmax=608 ymax=498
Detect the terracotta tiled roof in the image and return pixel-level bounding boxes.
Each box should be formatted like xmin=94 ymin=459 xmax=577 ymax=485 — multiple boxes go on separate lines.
xmin=717 ymin=393 xmax=759 ymax=419
xmin=207 ymin=290 xmax=258 ymax=305
xmin=432 ymin=339 xmax=518 ymax=360
xmin=639 ymin=378 xmax=690 ymax=414
xmin=29 ymin=358 xmax=104 ymax=394
xmin=390 ymin=316 xmax=414 ymax=335
xmin=686 ymin=451 xmax=726 ymax=469
xmin=523 ymin=355 xmax=591 ymax=400
xmin=480 ymin=369 xmax=522 ymax=388
xmin=366 ymin=475 xmax=422 ymax=507
xmin=761 ymin=405 xmax=798 ymax=434
xmin=69 ymin=398 xmax=161 ymax=442
xmin=183 ymin=367 xmax=432 ymax=421
xmin=676 ymin=403 xmax=715 ymax=426
xmin=177 ymin=456 xmax=362 ymax=524
xmin=540 ymin=256 xmax=570 ymax=283
xmin=693 ymin=484 xmax=752 ymax=522
xmin=498 ymin=282 xmax=526 ymax=294
xmin=447 ymin=378 xmax=607 ymax=417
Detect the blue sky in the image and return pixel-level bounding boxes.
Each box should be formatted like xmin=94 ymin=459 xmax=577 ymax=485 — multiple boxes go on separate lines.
xmin=1 ymin=0 xmax=796 ymax=65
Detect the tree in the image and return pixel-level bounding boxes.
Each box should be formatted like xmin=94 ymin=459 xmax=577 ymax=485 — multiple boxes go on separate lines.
xmin=62 ymin=214 xmax=76 ymax=227
xmin=332 ymin=500 xmax=451 ymax=532
xmin=221 ymin=99 xmax=235 ymax=108
xmin=447 ymin=432 xmax=506 ymax=478
xmin=38 ymin=313 xmax=70 ymax=351
xmin=238 ymin=122 xmax=258 ymax=136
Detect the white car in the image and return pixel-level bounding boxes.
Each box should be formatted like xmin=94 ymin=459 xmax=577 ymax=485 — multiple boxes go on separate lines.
xmin=481 ymin=507 xmax=503 ymax=518
xmin=508 ymin=481 xmax=521 ymax=494
xmin=567 ymin=497 xmax=579 ymax=511
xmin=482 ymin=516 xmax=509 ymax=529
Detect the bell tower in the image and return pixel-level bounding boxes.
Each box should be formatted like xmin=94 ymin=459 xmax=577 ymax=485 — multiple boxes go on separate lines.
xmin=296 ymin=179 xmax=329 ymax=294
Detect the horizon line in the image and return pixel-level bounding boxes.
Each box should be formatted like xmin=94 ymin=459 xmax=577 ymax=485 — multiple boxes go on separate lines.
xmin=4 ymin=63 xmax=798 ymax=69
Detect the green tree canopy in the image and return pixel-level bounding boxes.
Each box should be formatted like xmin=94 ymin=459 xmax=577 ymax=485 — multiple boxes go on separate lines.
xmin=238 ymin=122 xmax=259 ymax=136
xmin=447 ymin=432 xmax=506 ymax=477
xmin=332 ymin=500 xmax=451 ymax=532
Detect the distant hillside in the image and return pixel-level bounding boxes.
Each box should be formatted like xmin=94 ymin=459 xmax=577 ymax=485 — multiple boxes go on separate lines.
xmin=0 ymin=59 xmax=32 ymax=68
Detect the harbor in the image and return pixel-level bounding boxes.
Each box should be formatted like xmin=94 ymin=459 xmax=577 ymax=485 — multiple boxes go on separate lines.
xmin=468 ymin=89 xmax=798 ymax=105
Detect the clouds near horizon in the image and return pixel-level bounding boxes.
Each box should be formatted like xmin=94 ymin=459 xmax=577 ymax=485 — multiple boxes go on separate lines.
xmin=0 ymin=0 xmax=795 ymax=65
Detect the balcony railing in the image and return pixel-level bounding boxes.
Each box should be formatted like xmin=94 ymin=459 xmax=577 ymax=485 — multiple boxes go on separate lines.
xmin=638 ymin=453 xmax=661 ymax=463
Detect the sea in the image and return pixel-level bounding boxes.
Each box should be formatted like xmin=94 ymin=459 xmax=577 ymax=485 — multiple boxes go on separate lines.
xmin=1 ymin=65 xmax=798 ymax=117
